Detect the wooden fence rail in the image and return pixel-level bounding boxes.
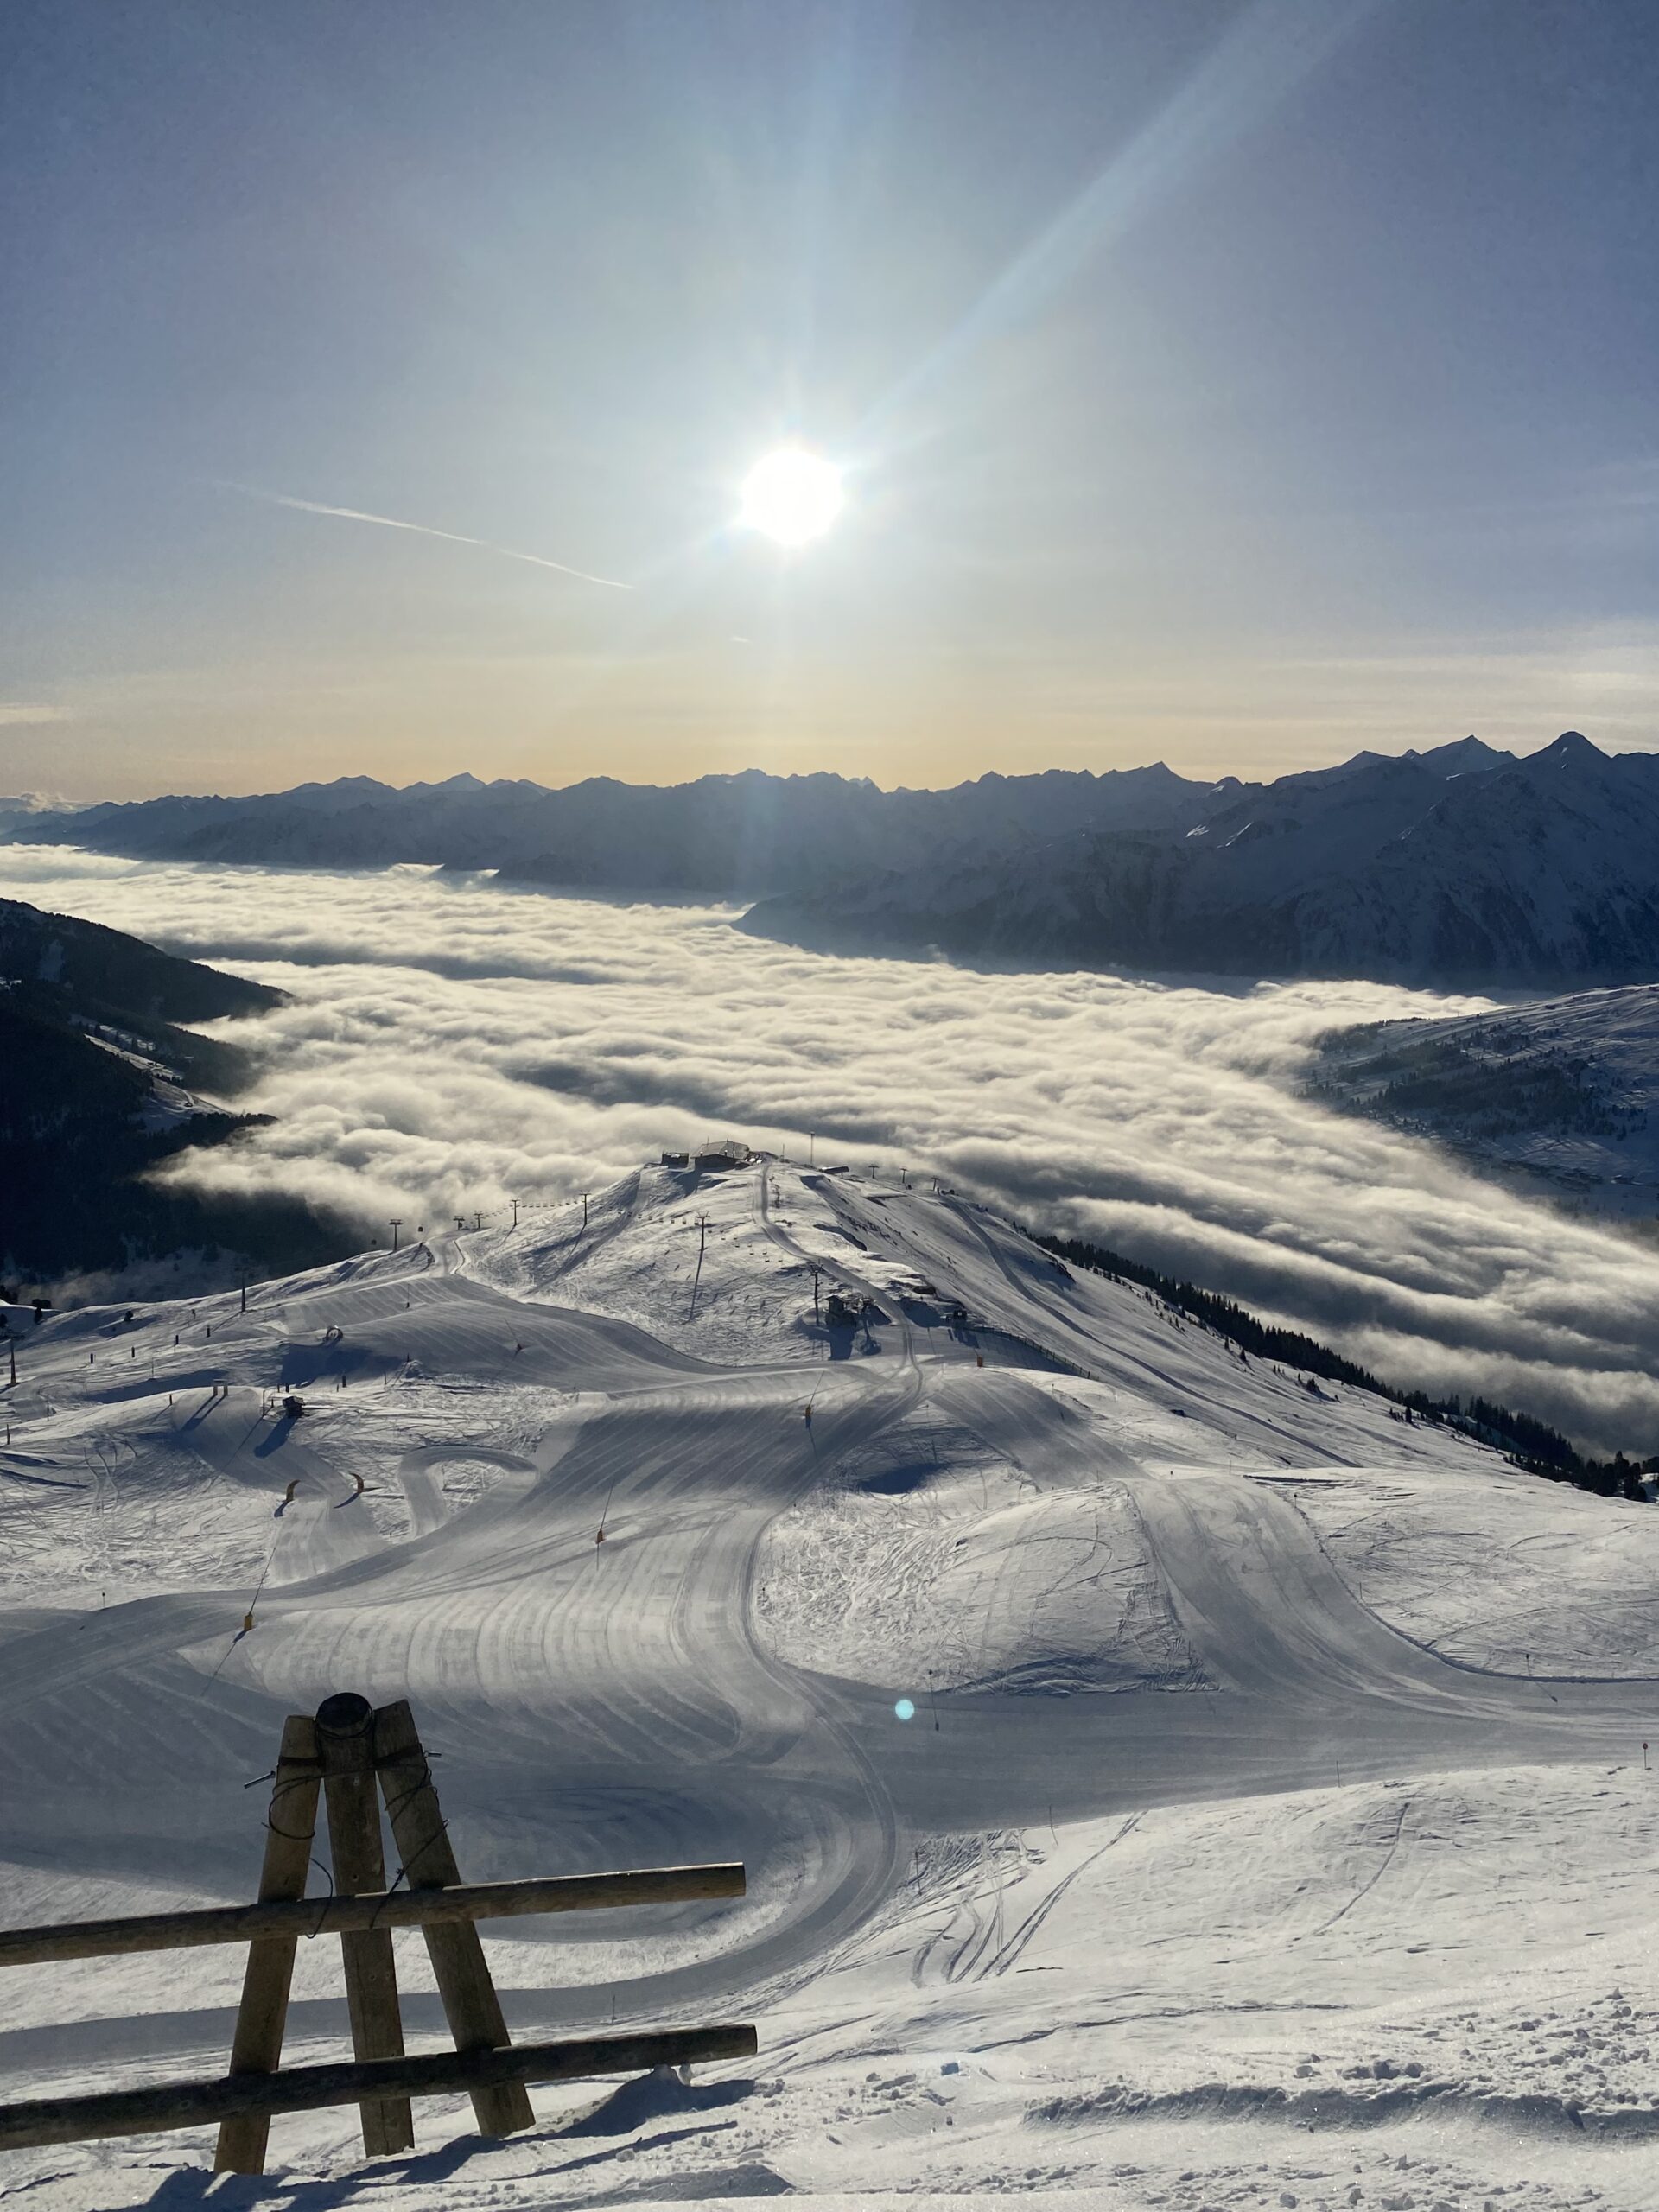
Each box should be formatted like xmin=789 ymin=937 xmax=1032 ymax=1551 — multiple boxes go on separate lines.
xmin=0 ymin=2025 xmax=760 ymax=2152
xmin=0 ymin=1692 xmax=757 ymax=2175
xmin=0 ymin=1866 xmax=746 ymax=1967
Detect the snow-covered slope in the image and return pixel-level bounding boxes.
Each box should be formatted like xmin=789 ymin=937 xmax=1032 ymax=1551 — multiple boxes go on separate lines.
xmin=1313 ymin=982 xmax=1659 ymax=1224
xmin=3 ymin=1163 xmax=1658 ymax=2211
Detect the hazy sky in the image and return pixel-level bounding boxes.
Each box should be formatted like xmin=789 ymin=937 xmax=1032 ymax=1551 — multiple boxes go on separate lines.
xmin=4 ymin=0 xmax=1658 ymax=800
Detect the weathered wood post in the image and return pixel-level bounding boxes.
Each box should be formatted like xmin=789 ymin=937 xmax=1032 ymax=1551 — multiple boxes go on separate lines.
xmin=315 ymin=1692 xmax=415 ymax=2155
xmin=373 ymin=1698 xmax=533 ymax=2137
xmin=0 ymin=1694 xmax=758 ymax=2172
xmin=213 ymin=1714 xmax=321 ymax=2175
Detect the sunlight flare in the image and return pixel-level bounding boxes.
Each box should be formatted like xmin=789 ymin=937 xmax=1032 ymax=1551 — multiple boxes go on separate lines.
xmin=737 ymin=446 xmax=844 ymax=547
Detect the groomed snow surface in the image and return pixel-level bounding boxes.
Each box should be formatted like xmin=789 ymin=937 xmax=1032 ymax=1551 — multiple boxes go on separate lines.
xmin=3 ymin=1162 xmax=1659 ymax=2212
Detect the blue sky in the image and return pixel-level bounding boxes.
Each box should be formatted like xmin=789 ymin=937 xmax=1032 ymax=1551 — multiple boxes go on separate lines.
xmin=3 ymin=0 xmax=1657 ymax=798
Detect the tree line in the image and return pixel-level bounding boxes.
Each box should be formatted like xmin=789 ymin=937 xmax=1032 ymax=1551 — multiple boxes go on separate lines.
xmin=1033 ymin=1229 xmax=1655 ymax=1502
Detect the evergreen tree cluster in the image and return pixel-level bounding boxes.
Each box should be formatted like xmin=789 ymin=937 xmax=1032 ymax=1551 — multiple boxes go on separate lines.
xmin=1033 ymin=1230 xmax=1656 ymax=1503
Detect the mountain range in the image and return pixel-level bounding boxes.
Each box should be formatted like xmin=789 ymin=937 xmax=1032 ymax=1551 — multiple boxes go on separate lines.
xmin=747 ymin=733 xmax=1659 ymax=986
xmin=15 ymin=731 xmax=1659 ymax=985
xmin=11 ymin=762 xmax=1221 ymax=891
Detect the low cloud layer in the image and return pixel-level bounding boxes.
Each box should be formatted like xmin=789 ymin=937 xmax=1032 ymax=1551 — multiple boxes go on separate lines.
xmin=9 ymin=845 xmax=1659 ymax=1454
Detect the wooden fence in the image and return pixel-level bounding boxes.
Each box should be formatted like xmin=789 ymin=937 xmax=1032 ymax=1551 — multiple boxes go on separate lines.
xmin=0 ymin=1693 xmax=756 ymax=2173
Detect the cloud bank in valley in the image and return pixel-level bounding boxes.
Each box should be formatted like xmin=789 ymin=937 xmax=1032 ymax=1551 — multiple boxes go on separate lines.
xmin=8 ymin=845 xmax=1659 ymax=1454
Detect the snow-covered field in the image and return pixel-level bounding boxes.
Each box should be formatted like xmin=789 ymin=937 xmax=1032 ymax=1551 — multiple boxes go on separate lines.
xmin=3 ymin=1162 xmax=1659 ymax=2211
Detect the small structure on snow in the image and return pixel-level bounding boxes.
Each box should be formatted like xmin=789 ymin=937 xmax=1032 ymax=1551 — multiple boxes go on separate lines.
xmin=693 ymin=1140 xmax=750 ymax=1173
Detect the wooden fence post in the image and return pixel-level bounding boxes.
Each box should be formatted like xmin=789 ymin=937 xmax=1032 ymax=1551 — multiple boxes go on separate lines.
xmin=316 ymin=1693 xmax=414 ymax=2156
xmin=373 ymin=1700 xmax=534 ymax=2137
xmin=213 ymin=1714 xmax=320 ymax=2176
xmin=0 ymin=1693 xmax=758 ymax=2171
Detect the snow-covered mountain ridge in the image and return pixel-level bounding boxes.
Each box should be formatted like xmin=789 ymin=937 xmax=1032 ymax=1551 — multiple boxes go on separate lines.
xmin=1313 ymin=982 xmax=1659 ymax=1224
xmin=27 ymin=733 xmax=1657 ymax=984
xmin=4 ymin=1161 xmax=1659 ymax=2209
xmin=747 ymin=732 xmax=1659 ymax=986
xmin=10 ymin=761 xmax=1233 ymax=895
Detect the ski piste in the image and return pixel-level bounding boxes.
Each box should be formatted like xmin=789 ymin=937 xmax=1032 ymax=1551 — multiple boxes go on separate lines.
xmin=3 ymin=1159 xmax=1658 ymax=2209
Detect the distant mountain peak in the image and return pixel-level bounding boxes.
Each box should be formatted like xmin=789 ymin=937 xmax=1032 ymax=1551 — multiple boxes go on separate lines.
xmin=1414 ymin=735 xmax=1510 ymax=775
xmin=404 ymin=771 xmax=490 ymax=795
xmin=1535 ymin=729 xmax=1605 ymax=762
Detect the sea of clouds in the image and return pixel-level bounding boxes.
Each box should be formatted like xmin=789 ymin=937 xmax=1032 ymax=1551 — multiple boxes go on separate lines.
xmin=8 ymin=842 xmax=1659 ymax=1454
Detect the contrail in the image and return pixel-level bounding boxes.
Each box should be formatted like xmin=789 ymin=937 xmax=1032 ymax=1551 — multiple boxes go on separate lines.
xmin=219 ymin=482 xmax=633 ymax=590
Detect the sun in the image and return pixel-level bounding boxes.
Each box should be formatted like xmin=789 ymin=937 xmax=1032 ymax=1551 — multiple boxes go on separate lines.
xmin=737 ymin=446 xmax=843 ymax=547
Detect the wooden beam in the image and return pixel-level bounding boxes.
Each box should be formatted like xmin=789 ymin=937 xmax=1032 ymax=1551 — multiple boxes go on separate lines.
xmin=372 ymin=1698 xmax=532 ymax=2138
xmin=0 ymin=2024 xmax=760 ymax=2151
xmin=213 ymin=1713 xmax=320 ymax=2177
xmin=0 ymin=1864 xmax=747 ymax=1967
xmin=317 ymin=1692 xmax=414 ymax=2156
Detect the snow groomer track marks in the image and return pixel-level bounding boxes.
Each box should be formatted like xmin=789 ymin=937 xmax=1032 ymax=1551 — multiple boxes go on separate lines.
xmin=5 ymin=1160 xmax=1659 ymax=2207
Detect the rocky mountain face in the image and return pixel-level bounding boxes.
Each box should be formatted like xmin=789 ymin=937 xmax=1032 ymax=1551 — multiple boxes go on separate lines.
xmin=745 ymin=734 xmax=1659 ymax=987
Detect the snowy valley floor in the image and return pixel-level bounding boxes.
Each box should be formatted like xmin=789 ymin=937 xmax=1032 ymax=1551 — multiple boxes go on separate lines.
xmin=3 ymin=1163 xmax=1659 ymax=2212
